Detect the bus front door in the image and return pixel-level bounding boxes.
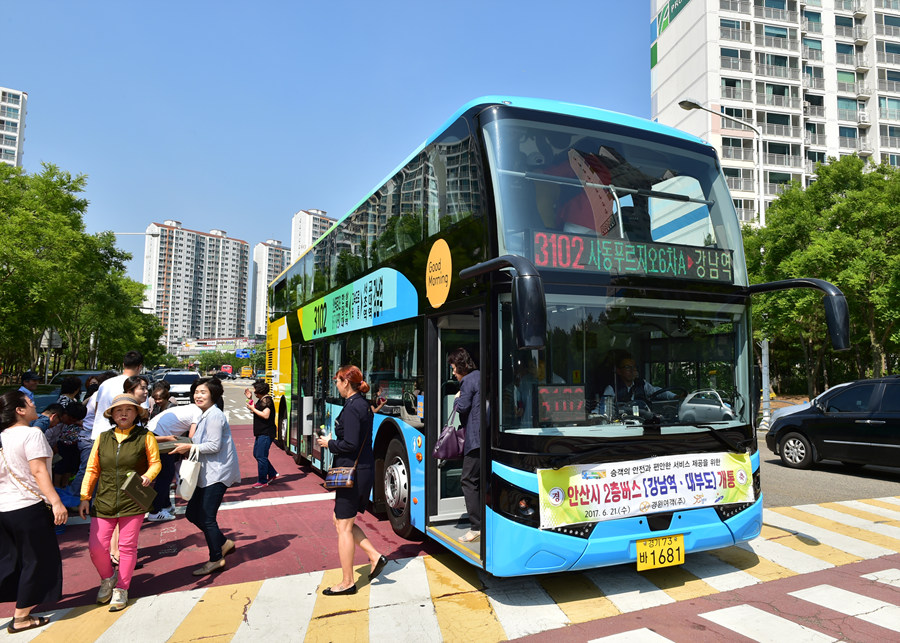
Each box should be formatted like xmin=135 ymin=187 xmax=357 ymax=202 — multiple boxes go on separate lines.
xmin=427 ymin=312 xmax=483 ymax=559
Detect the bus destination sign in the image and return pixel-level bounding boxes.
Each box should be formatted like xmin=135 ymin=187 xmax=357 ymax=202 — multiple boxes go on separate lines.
xmin=531 ymin=231 xmax=734 ymax=284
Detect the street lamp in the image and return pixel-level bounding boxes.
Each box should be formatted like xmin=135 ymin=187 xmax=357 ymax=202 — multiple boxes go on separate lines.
xmin=679 ymin=97 xmax=772 ymax=430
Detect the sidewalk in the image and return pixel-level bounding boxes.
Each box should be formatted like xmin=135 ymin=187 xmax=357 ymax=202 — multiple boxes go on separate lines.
xmin=1 ymin=423 xmax=436 ymax=616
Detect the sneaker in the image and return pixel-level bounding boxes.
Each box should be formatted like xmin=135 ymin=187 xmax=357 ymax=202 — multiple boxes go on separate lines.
xmin=267 ymin=474 xmax=280 ymax=484
xmin=97 ymin=571 xmax=118 ymax=604
xmin=147 ymin=510 xmax=176 ymax=522
xmin=251 ymin=482 xmax=268 ymax=489
xmin=108 ymin=588 xmax=128 ymax=611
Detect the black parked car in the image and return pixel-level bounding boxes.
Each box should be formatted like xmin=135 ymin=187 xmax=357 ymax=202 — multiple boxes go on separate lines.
xmin=765 ymin=375 xmax=900 ymax=469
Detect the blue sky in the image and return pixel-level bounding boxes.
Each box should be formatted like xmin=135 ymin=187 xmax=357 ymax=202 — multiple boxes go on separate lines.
xmin=6 ymin=1 xmax=651 ymax=281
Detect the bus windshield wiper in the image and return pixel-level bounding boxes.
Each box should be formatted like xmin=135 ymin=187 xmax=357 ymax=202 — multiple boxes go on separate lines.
xmin=694 ymin=424 xmax=748 ymax=453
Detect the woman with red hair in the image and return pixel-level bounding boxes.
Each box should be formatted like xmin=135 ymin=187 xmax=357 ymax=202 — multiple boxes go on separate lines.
xmin=315 ymin=365 xmax=387 ymax=595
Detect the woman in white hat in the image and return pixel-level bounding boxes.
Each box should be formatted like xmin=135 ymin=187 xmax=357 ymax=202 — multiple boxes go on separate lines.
xmin=79 ymin=394 xmax=160 ymax=612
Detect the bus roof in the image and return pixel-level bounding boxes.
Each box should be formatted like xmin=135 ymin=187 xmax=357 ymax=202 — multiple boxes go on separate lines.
xmin=270 ymin=96 xmax=710 ymax=287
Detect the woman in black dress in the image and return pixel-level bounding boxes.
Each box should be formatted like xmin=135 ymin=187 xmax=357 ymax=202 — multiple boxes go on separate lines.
xmin=315 ymin=365 xmax=387 ymax=595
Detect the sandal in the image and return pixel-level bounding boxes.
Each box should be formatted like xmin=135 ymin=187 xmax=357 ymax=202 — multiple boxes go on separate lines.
xmin=7 ymin=615 xmax=50 ymax=634
xmin=458 ymin=530 xmax=480 ymax=543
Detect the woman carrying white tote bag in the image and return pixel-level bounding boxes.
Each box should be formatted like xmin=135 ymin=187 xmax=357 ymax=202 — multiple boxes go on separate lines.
xmin=177 ymin=445 xmax=201 ymax=500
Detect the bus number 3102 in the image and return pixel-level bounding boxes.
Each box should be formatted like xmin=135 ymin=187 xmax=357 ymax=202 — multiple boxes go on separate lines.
xmin=313 ymin=303 xmax=327 ymax=335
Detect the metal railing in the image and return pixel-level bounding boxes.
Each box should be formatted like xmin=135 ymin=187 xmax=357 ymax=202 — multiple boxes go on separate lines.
xmin=0 ymin=123 xmax=17 ymax=133
xmin=757 ymin=35 xmax=799 ymax=51
xmin=721 ymin=147 xmax=754 ymax=161
xmin=755 ymin=6 xmax=797 ymax=22
xmin=802 ymin=74 xmax=825 ymax=88
xmin=758 ymin=94 xmax=799 ymax=108
xmin=735 ymin=208 xmax=755 ymax=222
xmin=836 ymin=25 xmax=854 ymax=38
xmin=765 ymin=153 xmax=803 ymax=167
xmin=721 ymin=56 xmax=753 ymax=72
xmin=722 ymin=86 xmax=752 ymax=100
xmin=802 ymin=46 xmax=823 ymax=60
xmin=880 ymin=107 xmax=900 ymax=120
xmin=839 ymin=108 xmax=859 ymax=121
xmin=879 ymin=78 xmax=900 ymax=92
xmin=854 ymin=26 xmax=869 ymax=41
xmin=721 ymin=27 xmax=752 ymax=42
xmin=880 ymin=135 xmax=900 ymax=147
xmin=805 ymin=132 xmax=825 ymax=145
xmin=762 ymin=123 xmax=800 ymax=137
xmin=878 ymin=51 xmax=900 ymax=65
xmin=759 ymin=64 xmax=800 ymax=79
xmin=720 ymin=116 xmax=756 ymax=131
xmin=877 ymin=24 xmax=900 ymax=37
xmin=835 ymin=52 xmax=856 ymax=66
xmin=801 ymin=19 xmax=823 ymax=33
xmin=838 ymin=136 xmax=869 ymax=149
xmin=726 ymin=177 xmax=755 ymax=192
xmin=720 ymin=0 xmax=750 ymax=12
xmin=765 ymin=182 xmax=789 ymax=195
xmin=876 ymin=0 xmax=900 ymax=9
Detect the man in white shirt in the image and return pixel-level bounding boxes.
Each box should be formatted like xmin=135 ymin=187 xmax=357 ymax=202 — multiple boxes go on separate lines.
xmin=67 ymin=351 xmax=144 ymax=499
xmin=146 ymin=403 xmax=202 ymax=521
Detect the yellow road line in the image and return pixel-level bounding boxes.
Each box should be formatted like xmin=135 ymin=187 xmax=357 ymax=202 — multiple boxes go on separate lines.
xmin=772 ymin=506 xmax=900 ymax=552
xmin=539 ymin=573 xmax=620 ymax=623
xmin=640 ymin=566 xmax=719 ymax=601
xmin=305 ymin=568 xmax=371 ymax=643
xmin=759 ymin=524 xmax=861 ymax=566
xmin=706 ymin=545 xmax=796 ymax=582
xmin=168 ymin=580 xmax=262 ymax=643
xmin=423 ymin=555 xmax=506 ymax=643
xmin=823 ymin=502 xmax=900 ymax=528
xmin=858 ymin=498 xmax=900 ymax=514
xmin=32 ymin=603 xmax=125 ymax=643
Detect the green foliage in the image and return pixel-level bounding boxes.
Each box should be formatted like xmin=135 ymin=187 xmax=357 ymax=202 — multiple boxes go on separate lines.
xmin=744 ymin=155 xmax=900 ymax=394
xmin=0 ymin=163 xmax=170 ymax=373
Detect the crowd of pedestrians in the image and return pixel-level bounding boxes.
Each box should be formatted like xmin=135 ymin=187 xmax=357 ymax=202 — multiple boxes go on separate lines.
xmin=0 ymin=351 xmax=249 ymax=632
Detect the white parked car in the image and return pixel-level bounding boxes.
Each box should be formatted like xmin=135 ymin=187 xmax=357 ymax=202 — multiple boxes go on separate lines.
xmin=678 ymin=389 xmax=735 ymax=423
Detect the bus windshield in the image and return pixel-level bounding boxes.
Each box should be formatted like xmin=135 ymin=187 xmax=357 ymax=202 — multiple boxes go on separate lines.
xmin=482 ymin=115 xmax=748 ymax=286
xmin=499 ymin=295 xmax=751 ymax=439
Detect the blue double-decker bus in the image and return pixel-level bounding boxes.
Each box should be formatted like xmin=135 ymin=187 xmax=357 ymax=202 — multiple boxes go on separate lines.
xmin=266 ymin=97 xmax=848 ymax=576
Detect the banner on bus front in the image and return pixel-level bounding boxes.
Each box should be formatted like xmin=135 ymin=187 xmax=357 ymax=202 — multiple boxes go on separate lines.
xmin=536 ymin=452 xmax=754 ymax=530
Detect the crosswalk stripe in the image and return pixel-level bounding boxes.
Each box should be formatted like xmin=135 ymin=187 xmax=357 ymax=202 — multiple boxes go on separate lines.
xmin=789 ymin=584 xmax=900 ymax=634
xmin=232 ymin=572 xmax=322 ymax=642
xmin=304 ymin=568 xmax=370 ymax=642
xmin=585 ymin=567 xmax=675 ymax=613
xmin=759 ymin=524 xmax=861 ymax=567
xmin=31 ymin=602 xmax=127 ymax=643
xmin=698 ymin=604 xmax=837 ymax=642
xmin=705 ymin=543 xmax=796 ymax=582
xmin=839 ymin=500 xmax=900 ymax=523
xmin=589 ymin=628 xmax=674 ymax=642
xmin=874 ymin=496 xmax=900 ymax=508
xmin=538 ymin=573 xmax=621 ymax=623
xmin=94 ymin=587 xmax=205 ymax=643
xmin=0 ymin=609 xmax=72 ymax=643
xmin=790 ymin=504 xmax=900 ymax=549
xmin=764 ymin=508 xmax=894 ymax=559
xmin=482 ymin=574 xmax=570 ymax=639
xmin=639 ymin=566 xmax=719 ymax=601
xmin=680 ymin=552 xmax=759 ymax=591
xmin=811 ymin=502 xmax=900 ymax=533
xmin=739 ymin=536 xmax=833 ymax=574
xmin=369 ymin=558 xmax=441 ymax=641
xmin=168 ymin=580 xmax=262 ymax=643
xmin=861 ymin=568 xmax=900 ymax=588
xmin=423 ymin=556 xmax=505 ymax=643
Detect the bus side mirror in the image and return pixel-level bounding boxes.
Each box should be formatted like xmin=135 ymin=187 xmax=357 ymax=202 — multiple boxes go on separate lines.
xmin=512 ymin=274 xmax=546 ymax=350
xmin=823 ymin=292 xmax=850 ymax=351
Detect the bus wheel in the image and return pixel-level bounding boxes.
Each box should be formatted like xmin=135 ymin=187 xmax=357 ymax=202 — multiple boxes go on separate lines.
xmin=384 ymin=438 xmax=413 ymax=538
xmin=275 ymin=409 xmax=286 ymax=449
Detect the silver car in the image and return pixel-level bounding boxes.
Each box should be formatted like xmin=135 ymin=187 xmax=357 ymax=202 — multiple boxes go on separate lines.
xmin=678 ymin=389 xmax=735 ymax=423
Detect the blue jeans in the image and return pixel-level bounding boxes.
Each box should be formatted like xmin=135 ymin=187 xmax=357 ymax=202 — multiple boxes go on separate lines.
xmin=253 ymin=435 xmax=278 ymax=484
xmin=66 ymin=437 xmax=94 ymax=501
xmin=185 ymin=482 xmax=228 ymax=562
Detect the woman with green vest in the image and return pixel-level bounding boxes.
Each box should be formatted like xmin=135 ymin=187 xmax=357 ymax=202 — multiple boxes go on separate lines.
xmin=79 ymin=394 xmax=160 ymax=612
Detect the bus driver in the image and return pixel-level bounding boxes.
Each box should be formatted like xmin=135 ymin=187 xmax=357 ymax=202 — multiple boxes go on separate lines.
xmin=602 ymin=355 xmax=675 ymax=406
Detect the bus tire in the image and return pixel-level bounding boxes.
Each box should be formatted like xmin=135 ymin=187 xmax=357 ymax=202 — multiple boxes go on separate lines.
xmin=384 ymin=438 xmax=413 ymax=538
xmin=275 ymin=401 xmax=286 ymax=450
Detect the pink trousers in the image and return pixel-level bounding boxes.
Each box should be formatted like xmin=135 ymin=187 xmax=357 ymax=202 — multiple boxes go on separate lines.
xmin=88 ymin=514 xmax=143 ymax=590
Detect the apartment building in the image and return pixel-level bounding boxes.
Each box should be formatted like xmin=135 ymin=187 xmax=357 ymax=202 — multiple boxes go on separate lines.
xmin=142 ymin=220 xmax=250 ymax=353
xmin=651 ymin=0 xmax=900 ymax=222
xmin=249 ymin=239 xmax=290 ymax=336
xmin=290 ymin=208 xmax=335 ymax=263
xmin=0 ymin=87 xmax=26 ymax=167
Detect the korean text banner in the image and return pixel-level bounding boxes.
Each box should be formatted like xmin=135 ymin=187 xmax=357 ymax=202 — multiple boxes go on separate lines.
xmin=536 ymin=452 xmax=754 ymax=529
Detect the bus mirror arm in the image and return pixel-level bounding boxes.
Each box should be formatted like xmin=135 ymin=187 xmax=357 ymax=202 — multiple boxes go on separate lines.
xmin=748 ymin=278 xmax=850 ymax=351
xmin=459 ymin=255 xmax=547 ymax=350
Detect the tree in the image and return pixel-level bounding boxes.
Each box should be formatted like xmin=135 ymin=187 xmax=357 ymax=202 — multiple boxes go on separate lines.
xmin=744 ymin=155 xmax=900 ymax=394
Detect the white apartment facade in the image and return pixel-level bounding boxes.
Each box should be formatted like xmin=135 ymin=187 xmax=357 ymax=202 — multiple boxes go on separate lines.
xmin=249 ymin=239 xmax=290 ymax=336
xmin=290 ymin=208 xmax=334 ymax=263
xmin=651 ymin=0 xmax=900 ymax=223
xmin=0 ymin=87 xmax=26 ymax=167
xmin=142 ymin=220 xmax=250 ymax=353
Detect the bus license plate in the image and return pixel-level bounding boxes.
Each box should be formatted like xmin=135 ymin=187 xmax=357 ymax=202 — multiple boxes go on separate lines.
xmin=636 ymin=534 xmax=684 ymax=571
